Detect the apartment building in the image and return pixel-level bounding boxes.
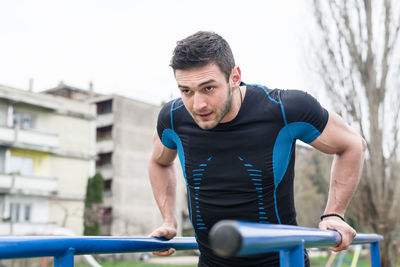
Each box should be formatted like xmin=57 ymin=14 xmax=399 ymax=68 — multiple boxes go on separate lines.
xmin=45 ymin=83 xmax=187 ymax=237
xmin=0 ymin=84 xmax=96 ymax=235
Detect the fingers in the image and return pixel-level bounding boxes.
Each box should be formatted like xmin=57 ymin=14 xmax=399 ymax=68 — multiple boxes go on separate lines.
xmin=330 ymin=226 xmax=354 ymax=251
xmin=318 ymin=221 xmax=328 ymax=230
xmin=149 ymin=225 xmax=178 ymax=257
xmin=150 ymin=226 xmax=177 ymax=239
xmin=150 ymin=228 xmax=167 ymax=238
xmin=152 ymin=248 xmax=176 ymax=256
xmin=319 ymin=218 xmax=356 ymax=252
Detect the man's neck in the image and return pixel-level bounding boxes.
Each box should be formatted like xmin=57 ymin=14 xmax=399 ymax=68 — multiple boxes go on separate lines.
xmin=220 ymin=85 xmax=246 ymax=123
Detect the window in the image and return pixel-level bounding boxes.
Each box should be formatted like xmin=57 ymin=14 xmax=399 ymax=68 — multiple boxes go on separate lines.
xmin=10 ymin=203 xmax=20 ymax=222
xmin=0 ymin=149 xmax=6 ymax=173
xmin=0 ymin=109 xmax=4 ymax=126
xmin=71 ymin=91 xmax=87 ymax=101
xmin=102 ymin=207 xmax=112 ymax=224
xmin=13 ymin=113 xmax=35 ymax=129
xmin=24 ymin=204 xmax=31 ymax=221
xmin=97 ymin=100 xmax=112 ymax=115
xmin=96 ymin=126 xmax=112 ymax=141
xmin=104 ymin=179 xmax=112 ymax=192
xmin=96 ymin=153 xmax=112 ymax=167
xmin=9 ymin=156 xmax=34 ymax=176
xmin=9 ymin=203 xmax=32 ymax=222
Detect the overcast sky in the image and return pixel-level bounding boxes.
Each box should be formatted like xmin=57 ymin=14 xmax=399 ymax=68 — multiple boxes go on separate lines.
xmin=0 ymin=0 xmax=315 ymax=105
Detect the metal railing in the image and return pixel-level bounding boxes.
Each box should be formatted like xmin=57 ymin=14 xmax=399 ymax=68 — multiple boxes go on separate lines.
xmin=209 ymin=220 xmax=383 ymax=267
xmin=0 ymin=220 xmax=383 ymax=267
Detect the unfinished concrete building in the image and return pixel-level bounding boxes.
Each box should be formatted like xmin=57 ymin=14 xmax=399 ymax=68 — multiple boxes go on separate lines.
xmin=45 ymin=83 xmax=188 ymax=237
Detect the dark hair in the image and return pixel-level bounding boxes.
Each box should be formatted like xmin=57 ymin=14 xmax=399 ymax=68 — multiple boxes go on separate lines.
xmin=170 ymin=31 xmax=235 ymax=82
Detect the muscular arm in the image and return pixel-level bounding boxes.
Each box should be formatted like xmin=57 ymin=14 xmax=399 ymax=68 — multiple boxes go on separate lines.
xmin=148 ymin=132 xmax=178 ymax=256
xmin=310 ymin=111 xmax=366 ymax=251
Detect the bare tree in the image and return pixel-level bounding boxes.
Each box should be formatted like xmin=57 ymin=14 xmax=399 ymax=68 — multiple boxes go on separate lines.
xmin=294 ymin=146 xmax=329 ymax=227
xmin=309 ymin=0 xmax=400 ymax=266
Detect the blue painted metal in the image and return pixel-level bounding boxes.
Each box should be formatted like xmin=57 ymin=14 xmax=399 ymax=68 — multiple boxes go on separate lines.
xmin=228 ymin=221 xmax=342 ymax=255
xmin=279 ymin=242 xmax=305 ymax=267
xmin=0 ymin=221 xmax=384 ymax=267
xmin=0 ymin=236 xmax=197 ymax=259
xmin=336 ymin=250 xmax=347 ymax=267
xmin=370 ymin=241 xmax=381 ymax=267
xmin=209 ymin=220 xmax=383 ymax=266
xmin=54 ymin=248 xmax=75 ymax=267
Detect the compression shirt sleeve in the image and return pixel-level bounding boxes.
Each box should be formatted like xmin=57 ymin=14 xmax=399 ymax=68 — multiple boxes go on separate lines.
xmin=280 ymin=89 xmax=329 ymax=143
xmin=156 ymin=100 xmax=177 ymax=150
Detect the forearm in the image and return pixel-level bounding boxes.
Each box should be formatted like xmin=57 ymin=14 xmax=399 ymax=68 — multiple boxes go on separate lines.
xmin=313 ymin=112 xmax=364 ymax=251
xmin=324 ymin=139 xmax=365 ymax=216
xmin=149 ymin=158 xmax=177 ymax=228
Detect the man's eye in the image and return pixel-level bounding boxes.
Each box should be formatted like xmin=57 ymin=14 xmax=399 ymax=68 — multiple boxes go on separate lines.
xmin=205 ymin=86 xmax=214 ymax=92
xmin=182 ymin=90 xmax=191 ymax=95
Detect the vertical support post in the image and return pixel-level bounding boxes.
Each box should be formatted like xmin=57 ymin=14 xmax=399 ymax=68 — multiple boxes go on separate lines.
xmin=370 ymin=241 xmax=381 ymax=267
xmin=279 ymin=242 xmax=305 ymax=267
xmin=7 ymin=104 xmax=14 ymax=128
xmin=54 ymin=248 xmax=75 ymax=267
xmin=335 ymin=250 xmax=347 ymax=267
xmin=392 ymin=242 xmax=398 ymax=266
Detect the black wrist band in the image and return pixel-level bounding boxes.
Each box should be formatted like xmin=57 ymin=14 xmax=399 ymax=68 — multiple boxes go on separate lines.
xmin=320 ymin=213 xmax=345 ymax=222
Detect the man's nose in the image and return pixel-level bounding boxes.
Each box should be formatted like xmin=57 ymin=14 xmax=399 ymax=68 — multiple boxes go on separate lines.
xmin=193 ymin=92 xmax=207 ymax=111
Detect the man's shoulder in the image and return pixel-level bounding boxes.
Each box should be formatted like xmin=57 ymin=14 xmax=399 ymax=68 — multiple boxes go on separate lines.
xmin=157 ymin=98 xmax=188 ymax=146
xmin=279 ymin=89 xmax=329 ymax=135
xmin=158 ymin=98 xmax=185 ymax=121
xmin=279 ymin=89 xmax=314 ymax=101
xmin=245 ymin=83 xmax=281 ymax=103
xmin=279 ymin=89 xmax=323 ymax=112
xmin=244 ymin=84 xmax=320 ymax=110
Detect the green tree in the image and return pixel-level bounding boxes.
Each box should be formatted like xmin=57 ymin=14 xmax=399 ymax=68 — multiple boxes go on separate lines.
xmin=84 ymin=172 xmax=104 ymax=236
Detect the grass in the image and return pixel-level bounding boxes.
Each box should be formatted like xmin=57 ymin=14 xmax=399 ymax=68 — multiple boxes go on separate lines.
xmin=310 ymin=252 xmax=376 ymax=267
xmin=75 ymin=255 xmax=366 ymax=267
xmin=74 ymin=253 xmax=400 ymax=267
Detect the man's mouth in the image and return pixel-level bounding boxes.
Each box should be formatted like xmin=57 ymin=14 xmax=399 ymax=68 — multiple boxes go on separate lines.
xmin=196 ymin=112 xmax=213 ymax=120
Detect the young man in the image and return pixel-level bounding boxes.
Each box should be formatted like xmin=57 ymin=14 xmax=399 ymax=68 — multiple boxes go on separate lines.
xmin=148 ymin=31 xmax=366 ymax=266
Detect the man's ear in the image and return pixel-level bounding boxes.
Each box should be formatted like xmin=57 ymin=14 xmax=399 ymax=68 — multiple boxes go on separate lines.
xmin=230 ymin=66 xmax=242 ymax=88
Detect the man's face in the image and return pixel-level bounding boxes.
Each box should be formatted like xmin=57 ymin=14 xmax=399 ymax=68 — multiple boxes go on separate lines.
xmin=175 ymin=63 xmax=233 ymax=130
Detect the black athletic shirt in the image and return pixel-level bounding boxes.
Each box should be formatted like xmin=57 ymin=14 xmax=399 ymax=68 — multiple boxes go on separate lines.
xmin=156 ymin=83 xmax=329 ymax=266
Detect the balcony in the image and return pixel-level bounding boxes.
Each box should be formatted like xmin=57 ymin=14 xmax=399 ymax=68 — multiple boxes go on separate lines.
xmin=96 ymin=113 xmax=114 ymax=128
xmin=0 ymin=126 xmax=59 ymax=151
xmin=0 ymin=173 xmax=58 ymax=196
xmin=0 ymin=222 xmax=58 ymax=235
xmin=96 ymin=139 xmax=113 ymax=154
xmin=103 ymin=193 xmax=113 ymax=207
xmin=96 ymin=165 xmax=113 ymax=179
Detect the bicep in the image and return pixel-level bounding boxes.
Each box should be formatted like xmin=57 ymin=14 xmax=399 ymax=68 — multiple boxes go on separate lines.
xmin=151 ymin=131 xmax=177 ymax=166
xmin=310 ymin=111 xmax=362 ymax=154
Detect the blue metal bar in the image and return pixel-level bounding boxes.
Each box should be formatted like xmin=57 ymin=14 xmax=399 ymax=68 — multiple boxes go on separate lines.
xmin=209 ymin=220 xmax=383 ymax=257
xmin=0 ymin=236 xmax=197 ymax=259
xmin=336 ymin=250 xmax=346 ymax=267
xmin=279 ymin=243 xmax=305 ymax=267
xmin=370 ymin=241 xmax=381 ymax=267
xmin=0 ymin=220 xmax=383 ymax=267
xmin=54 ymin=248 xmax=75 ymax=267
xmin=352 ymin=233 xmax=385 ymax=245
